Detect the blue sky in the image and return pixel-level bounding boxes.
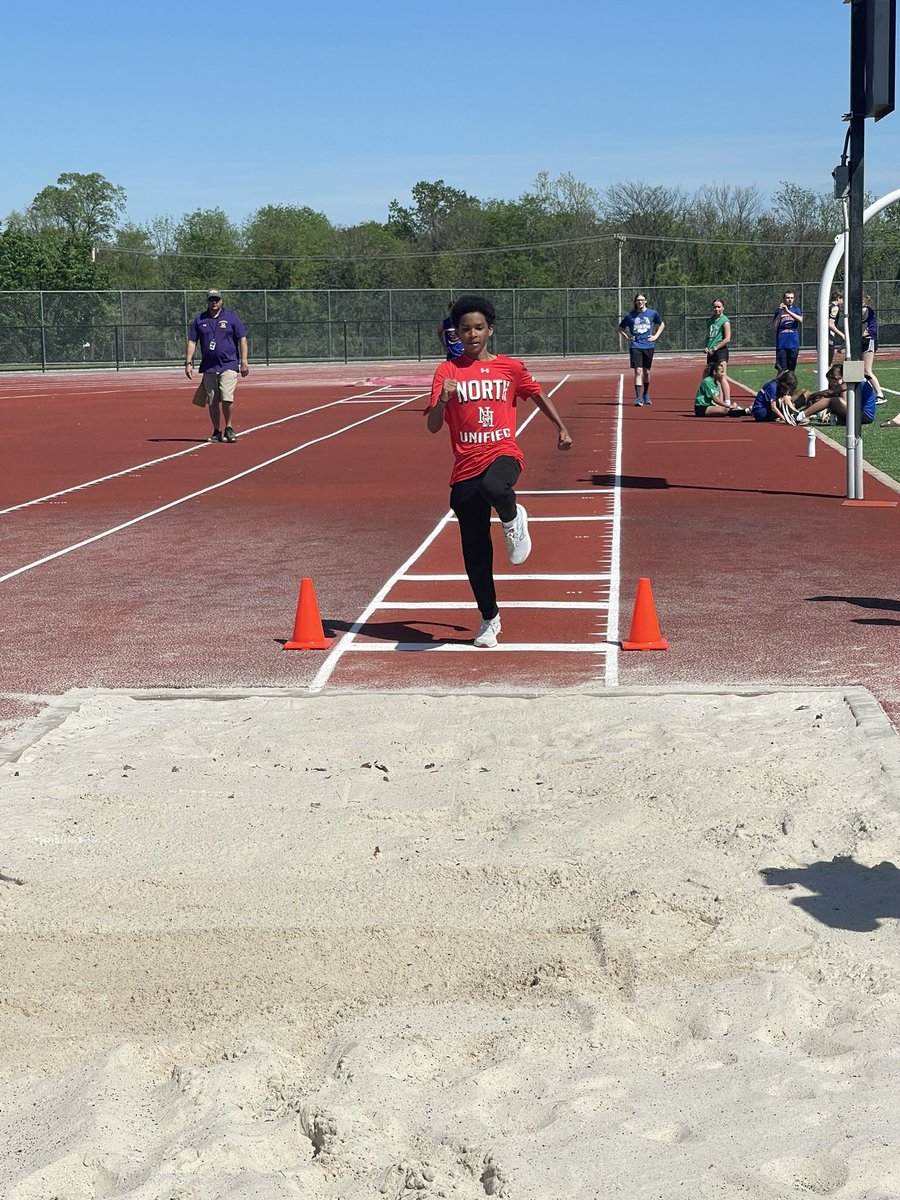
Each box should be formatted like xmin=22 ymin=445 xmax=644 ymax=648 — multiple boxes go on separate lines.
xmin=3 ymin=1 xmax=899 ymax=230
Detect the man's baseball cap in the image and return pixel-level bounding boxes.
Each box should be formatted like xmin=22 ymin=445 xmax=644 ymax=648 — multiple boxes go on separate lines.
xmin=206 ymin=287 xmax=222 ymax=299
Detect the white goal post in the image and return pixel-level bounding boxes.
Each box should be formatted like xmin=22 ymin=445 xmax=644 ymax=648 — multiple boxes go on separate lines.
xmin=817 ymin=187 xmax=900 ymax=389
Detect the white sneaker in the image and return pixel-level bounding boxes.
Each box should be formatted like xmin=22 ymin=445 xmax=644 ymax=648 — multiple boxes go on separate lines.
xmin=474 ymin=614 xmax=501 ymax=648
xmin=503 ymin=505 xmax=532 ymax=565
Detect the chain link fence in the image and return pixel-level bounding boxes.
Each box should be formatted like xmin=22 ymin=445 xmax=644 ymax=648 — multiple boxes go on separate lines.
xmin=0 ymin=283 xmax=897 ymax=370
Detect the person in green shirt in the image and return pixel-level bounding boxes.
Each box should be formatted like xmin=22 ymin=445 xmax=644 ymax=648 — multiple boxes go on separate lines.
xmin=704 ymin=298 xmax=732 ymax=407
xmin=694 ymin=361 xmax=750 ymax=417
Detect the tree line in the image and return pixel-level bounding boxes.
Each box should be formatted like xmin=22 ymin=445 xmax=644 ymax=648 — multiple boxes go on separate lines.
xmin=3 ymin=170 xmax=900 ymax=293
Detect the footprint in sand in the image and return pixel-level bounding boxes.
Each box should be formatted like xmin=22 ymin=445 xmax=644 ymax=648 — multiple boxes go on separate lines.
xmin=761 ymin=1154 xmax=849 ymax=1193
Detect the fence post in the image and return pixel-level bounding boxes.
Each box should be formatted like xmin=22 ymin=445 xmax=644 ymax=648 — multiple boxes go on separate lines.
xmin=417 ymin=320 xmax=421 ymax=361
xmin=683 ymin=285 xmax=687 ymax=353
xmin=264 ymin=289 xmax=270 ymax=367
xmin=39 ymin=292 xmax=47 ymax=373
xmin=343 ymin=321 xmax=348 ymax=364
xmin=115 ymin=324 xmax=120 ymax=370
xmin=736 ymin=282 xmax=741 ymax=351
xmin=562 ymin=316 xmax=567 ymax=357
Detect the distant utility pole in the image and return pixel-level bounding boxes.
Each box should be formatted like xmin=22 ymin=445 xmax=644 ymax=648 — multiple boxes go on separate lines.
xmin=616 ymin=235 xmax=626 ymax=346
xmin=839 ymin=0 xmax=895 ymax=499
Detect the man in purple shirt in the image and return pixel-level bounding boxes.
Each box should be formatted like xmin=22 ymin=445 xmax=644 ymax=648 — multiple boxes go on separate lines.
xmin=185 ymin=288 xmax=249 ymax=442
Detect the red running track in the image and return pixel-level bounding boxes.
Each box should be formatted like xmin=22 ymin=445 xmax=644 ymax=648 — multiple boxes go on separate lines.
xmin=2 ymin=358 xmax=900 ymax=740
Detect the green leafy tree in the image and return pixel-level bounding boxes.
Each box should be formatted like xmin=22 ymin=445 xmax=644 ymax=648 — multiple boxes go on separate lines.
xmin=107 ymin=224 xmax=160 ymax=289
xmin=0 ymin=226 xmax=108 ymax=289
xmin=242 ymin=204 xmax=334 ymax=289
xmin=389 ymin=180 xmax=478 ymax=244
xmin=29 ymin=172 xmax=127 ymax=243
xmin=171 ymin=208 xmax=242 ymax=288
xmin=326 ymin=221 xmax=418 ymax=289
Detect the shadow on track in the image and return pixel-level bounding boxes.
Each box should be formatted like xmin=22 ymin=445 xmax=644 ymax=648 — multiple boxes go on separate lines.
xmin=276 ymin=617 xmax=472 ymax=647
xmin=588 ymin=473 xmax=838 ymax=500
xmin=808 ymin=595 xmax=900 ymax=625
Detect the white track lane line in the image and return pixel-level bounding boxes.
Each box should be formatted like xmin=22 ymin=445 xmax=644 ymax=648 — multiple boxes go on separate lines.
xmin=0 ymin=394 xmax=425 ymax=584
xmin=605 ymin=373 xmax=625 ymax=687
xmin=347 ymin=643 xmax=608 ymax=653
xmin=401 ymin=573 xmax=610 ymax=581
xmin=0 ymin=386 xmax=397 ymax=517
xmin=374 ymin=601 xmax=607 ymax=610
xmin=309 ymin=376 xmax=610 ymax=690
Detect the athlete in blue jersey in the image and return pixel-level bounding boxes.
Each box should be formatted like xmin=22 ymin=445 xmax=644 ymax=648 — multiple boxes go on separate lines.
xmin=861 ymin=294 xmax=885 ymax=403
xmin=438 ymin=305 xmax=465 ymax=360
xmin=751 ymin=370 xmax=803 ymax=423
xmin=618 ymin=292 xmax=665 ymax=406
xmin=799 ymin=364 xmax=875 ymax=425
xmin=772 ymin=290 xmax=803 ymax=372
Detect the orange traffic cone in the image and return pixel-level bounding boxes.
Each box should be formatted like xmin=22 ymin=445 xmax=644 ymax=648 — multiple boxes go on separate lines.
xmin=284 ymin=578 xmax=334 ymax=651
xmin=622 ymin=577 xmax=668 ymax=651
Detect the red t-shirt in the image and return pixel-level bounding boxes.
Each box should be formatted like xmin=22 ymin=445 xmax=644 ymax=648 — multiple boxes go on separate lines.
xmin=428 ymin=354 xmax=542 ymax=485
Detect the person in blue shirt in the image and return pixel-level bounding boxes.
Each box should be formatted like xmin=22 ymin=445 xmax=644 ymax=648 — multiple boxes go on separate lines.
xmin=861 ymin=294 xmax=885 ymax=403
xmin=751 ymin=370 xmax=801 ymax=422
xmin=618 ymin=292 xmax=665 ymax=407
xmin=772 ymin=290 xmax=803 ymax=372
xmin=799 ymin=364 xmax=876 ymax=425
xmin=438 ymin=304 xmax=465 ymax=360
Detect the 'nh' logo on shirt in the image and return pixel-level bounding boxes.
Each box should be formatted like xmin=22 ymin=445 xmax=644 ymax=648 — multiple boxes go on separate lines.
xmin=478 ymin=407 xmax=494 ymax=428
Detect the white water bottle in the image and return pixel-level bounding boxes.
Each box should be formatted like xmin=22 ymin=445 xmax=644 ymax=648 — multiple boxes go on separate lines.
xmin=807 ymin=427 xmax=816 ymax=457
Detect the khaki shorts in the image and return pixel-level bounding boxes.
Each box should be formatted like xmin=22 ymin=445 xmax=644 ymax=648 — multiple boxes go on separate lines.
xmin=203 ymin=369 xmax=238 ymax=405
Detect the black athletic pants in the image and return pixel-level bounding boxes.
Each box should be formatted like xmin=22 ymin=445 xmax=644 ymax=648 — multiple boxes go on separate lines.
xmin=450 ymin=456 xmax=521 ymax=620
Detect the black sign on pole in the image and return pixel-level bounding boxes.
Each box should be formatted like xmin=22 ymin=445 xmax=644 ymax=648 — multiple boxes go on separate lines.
xmin=865 ymin=0 xmax=896 ymax=119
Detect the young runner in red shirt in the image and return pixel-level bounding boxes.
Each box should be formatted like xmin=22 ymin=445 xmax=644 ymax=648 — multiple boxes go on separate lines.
xmin=426 ymin=295 xmax=572 ymax=648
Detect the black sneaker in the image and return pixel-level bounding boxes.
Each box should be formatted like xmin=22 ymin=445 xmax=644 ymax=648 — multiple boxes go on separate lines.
xmin=224 ymin=426 xmax=237 ymax=442
xmin=207 ymin=430 xmax=223 ymax=443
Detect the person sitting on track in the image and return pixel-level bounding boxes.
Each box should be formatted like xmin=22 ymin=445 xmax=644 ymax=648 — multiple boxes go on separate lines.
xmin=694 ymin=361 xmax=751 ymax=417
xmin=796 ymin=363 xmax=876 ymax=426
xmin=425 ymin=295 xmax=572 ymax=649
xmin=751 ymin=370 xmax=806 ymax=424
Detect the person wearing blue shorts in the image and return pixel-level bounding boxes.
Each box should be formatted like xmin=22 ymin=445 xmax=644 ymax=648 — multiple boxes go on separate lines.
xmin=618 ymin=292 xmax=665 ymax=406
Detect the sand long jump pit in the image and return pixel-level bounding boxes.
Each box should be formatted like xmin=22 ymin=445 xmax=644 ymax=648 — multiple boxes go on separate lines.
xmin=1 ymin=687 xmax=900 ymax=1199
